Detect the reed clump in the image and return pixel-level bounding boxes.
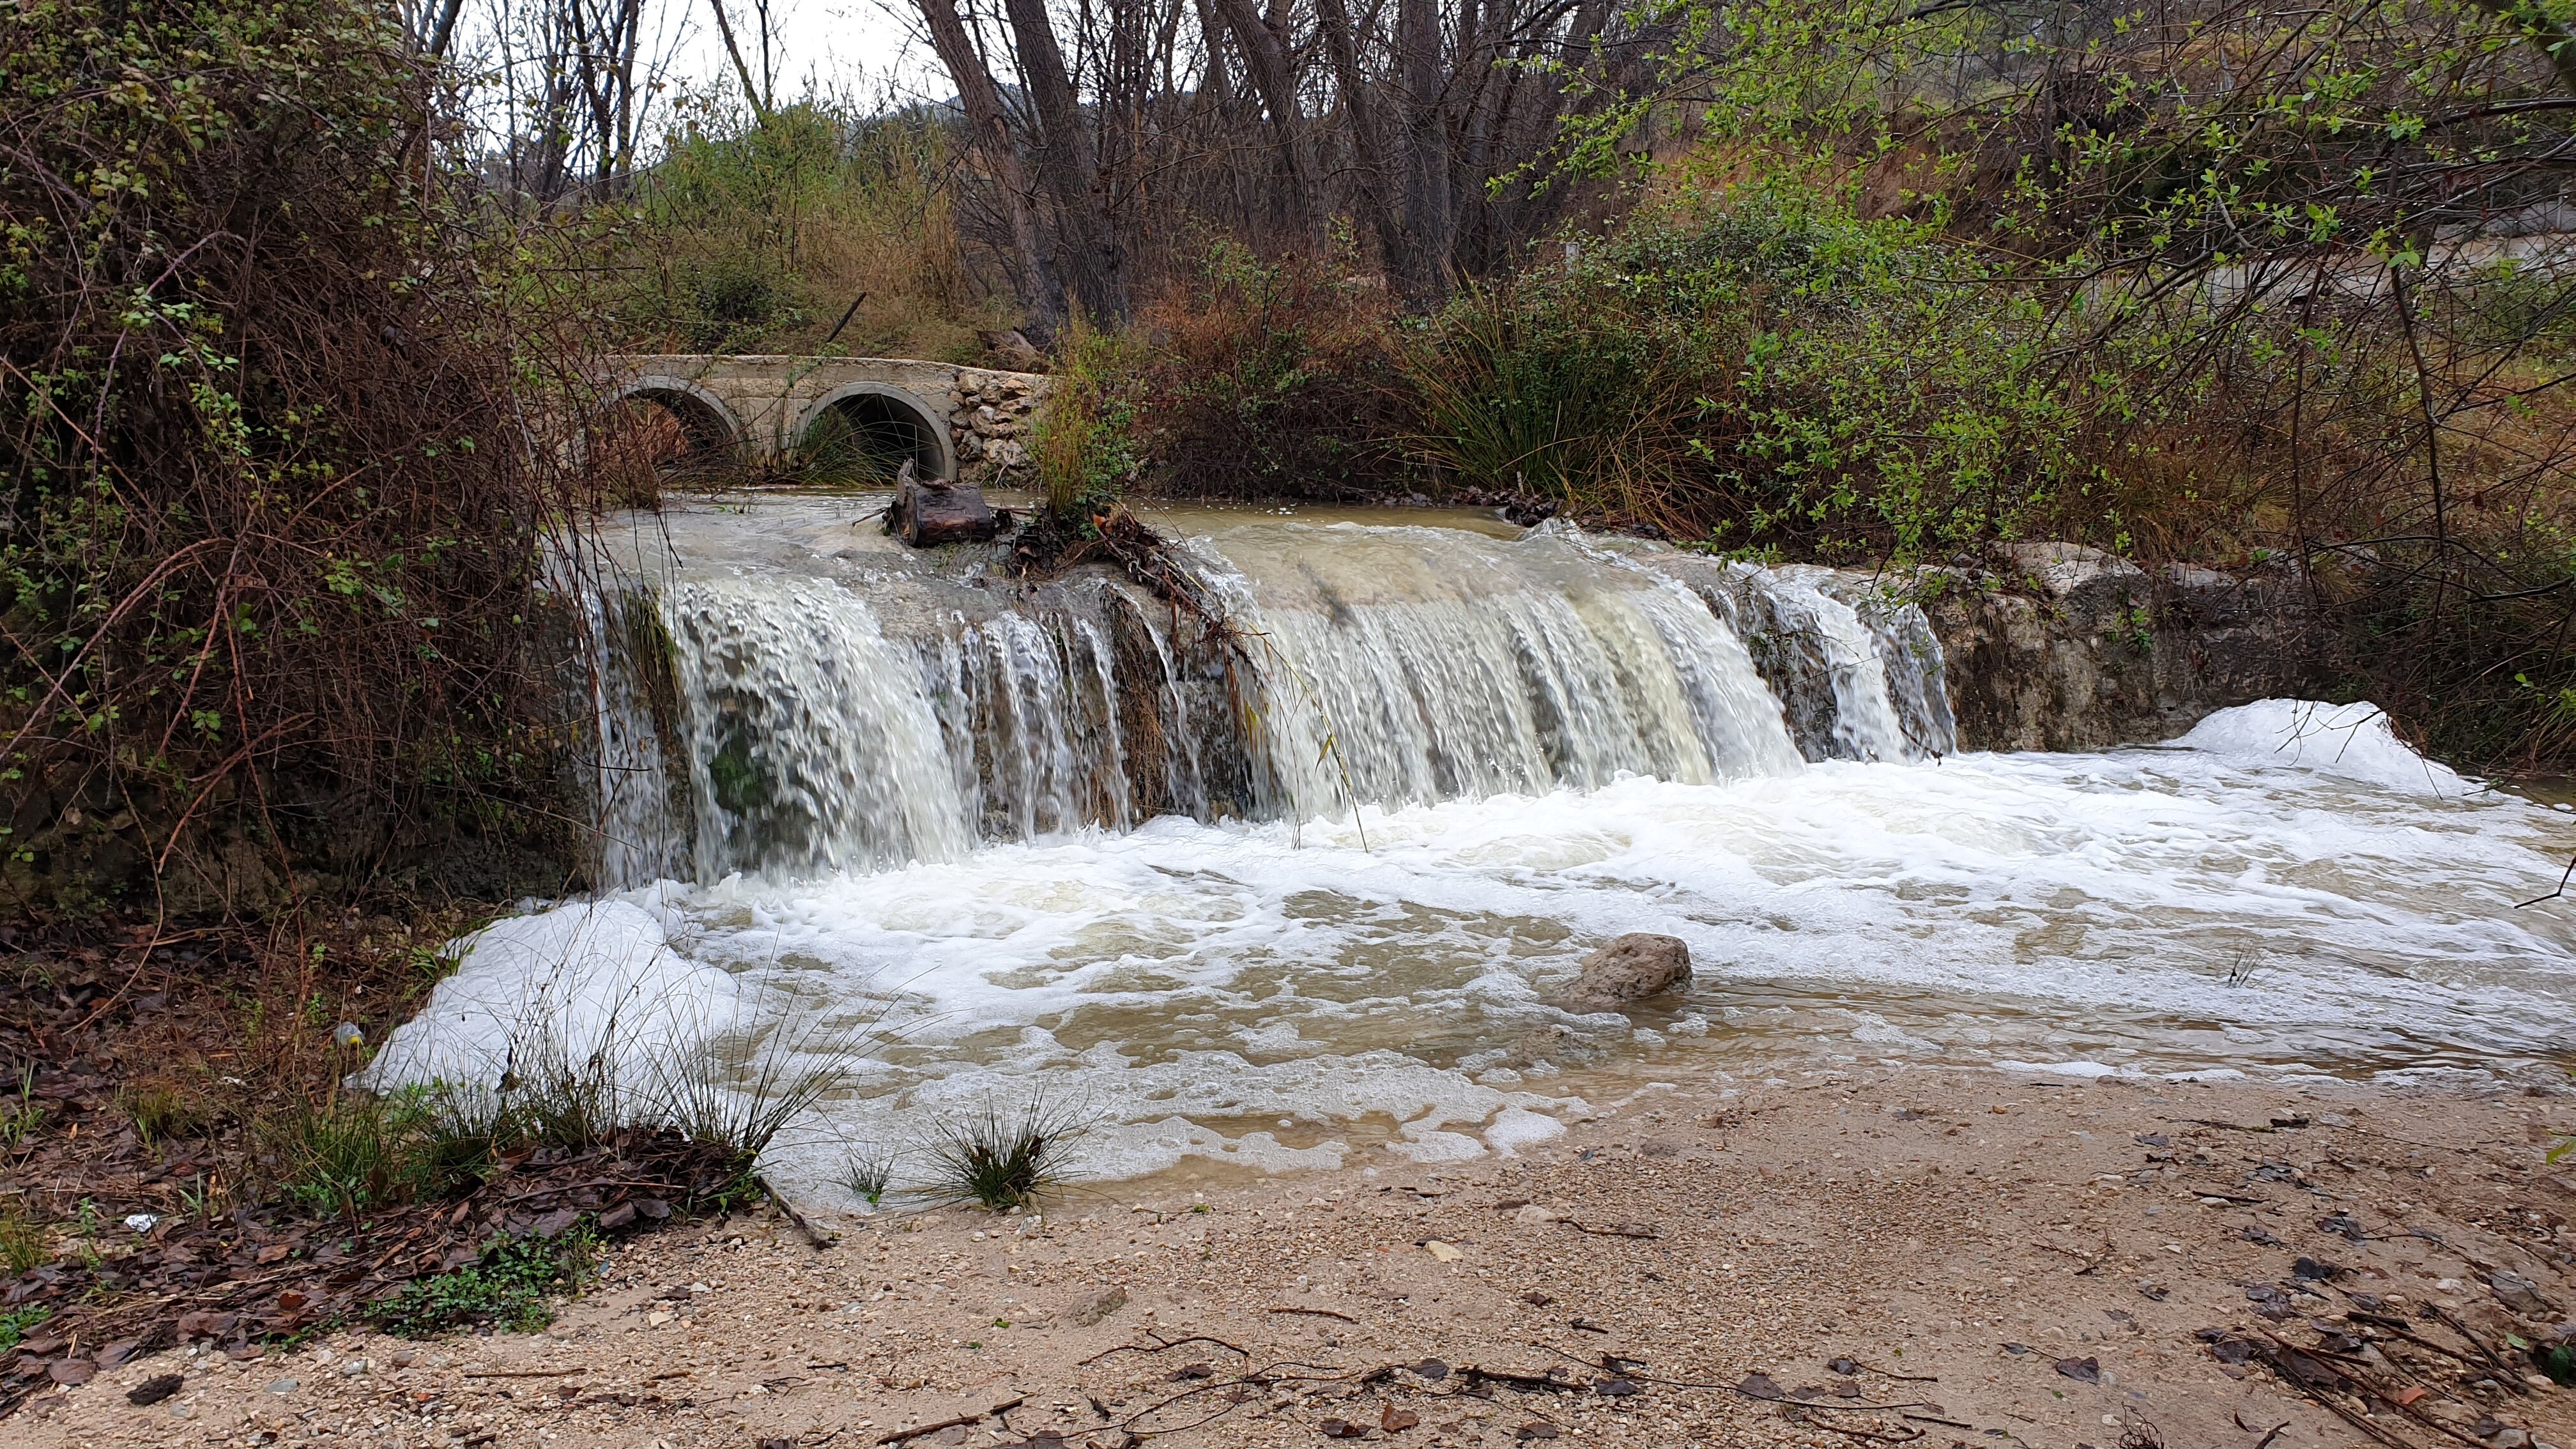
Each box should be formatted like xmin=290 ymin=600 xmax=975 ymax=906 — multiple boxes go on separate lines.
xmin=919 ymin=1095 xmax=1091 ymax=1212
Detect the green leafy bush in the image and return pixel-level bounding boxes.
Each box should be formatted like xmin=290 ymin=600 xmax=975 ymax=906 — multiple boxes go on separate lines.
xmin=364 ymin=1229 xmax=599 ymax=1338
xmin=1029 ymin=326 xmax=1144 ymax=525
xmin=0 ymin=1305 xmax=50 ymax=1350
xmin=0 ymin=0 xmax=584 ymax=914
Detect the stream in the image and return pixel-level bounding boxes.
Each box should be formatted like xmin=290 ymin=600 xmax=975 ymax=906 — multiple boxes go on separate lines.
xmin=374 ymin=496 xmax=2576 ymax=1202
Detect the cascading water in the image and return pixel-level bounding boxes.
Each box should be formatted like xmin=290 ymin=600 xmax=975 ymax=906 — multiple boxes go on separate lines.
xmin=379 ymin=494 xmax=2576 ymax=1202
xmin=659 ymin=573 xmax=971 ymax=880
xmin=1183 ymin=521 xmax=1804 ymax=818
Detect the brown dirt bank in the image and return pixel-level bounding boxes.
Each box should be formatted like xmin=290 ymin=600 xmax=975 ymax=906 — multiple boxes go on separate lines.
xmin=15 ymin=1066 xmax=2576 ymax=1448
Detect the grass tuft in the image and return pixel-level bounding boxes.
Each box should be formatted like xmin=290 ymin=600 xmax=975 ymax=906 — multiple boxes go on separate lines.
xmin=839 ymin=1143 xmax=896 ymax=1208
xmin=1 ymin=1068 xmax=46 ymax=1148
xmin=119 ymin=1076 xmax=212 ymax=1147
xmin=920 ymin=1095 xmax=1090 ymax=1212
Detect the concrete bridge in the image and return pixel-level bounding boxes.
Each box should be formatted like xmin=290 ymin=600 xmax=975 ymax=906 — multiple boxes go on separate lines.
xmin=604 ymin=355 xmax=1052 ymax=483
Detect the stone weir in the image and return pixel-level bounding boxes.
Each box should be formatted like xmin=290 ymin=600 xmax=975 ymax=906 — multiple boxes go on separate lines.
xmin=571 ymin=500 xmax=2315 ymax=889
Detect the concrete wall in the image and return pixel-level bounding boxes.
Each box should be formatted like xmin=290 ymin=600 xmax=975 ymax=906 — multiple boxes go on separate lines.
xmin=606 ymin=355 xmax=1052 ymax=484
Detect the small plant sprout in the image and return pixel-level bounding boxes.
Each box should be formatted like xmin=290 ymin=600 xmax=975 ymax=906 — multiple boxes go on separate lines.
xmin=839 ymin=1144 xmax=896 ymax=1208
xmin=921 ymin=1094 xmax=1092 ymax=1212
xmin=0 ymin=1068 xmax=44 ymax=1148
xmin=0 ymin=1208 xmax=47 ymax=1273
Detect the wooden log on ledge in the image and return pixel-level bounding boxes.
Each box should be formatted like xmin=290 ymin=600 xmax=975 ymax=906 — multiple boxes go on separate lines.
xmin=885 ymin=459 xmax=1001 ymax=546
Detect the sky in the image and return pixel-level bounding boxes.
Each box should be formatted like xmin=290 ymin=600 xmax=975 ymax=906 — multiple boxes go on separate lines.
xmin=456 ymin=0 xmax=949 ymax=157
xmin=651 ymin=0 xmax=944 ymax=112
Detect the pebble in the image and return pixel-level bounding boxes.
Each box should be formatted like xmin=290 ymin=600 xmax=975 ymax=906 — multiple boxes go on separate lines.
xmin=265 ymin=1378 xmax=298 ymax=1395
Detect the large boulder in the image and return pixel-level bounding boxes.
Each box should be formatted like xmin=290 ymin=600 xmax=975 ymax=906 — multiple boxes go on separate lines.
xmin=1553 ymin=933 xmax=1691 ymax=1012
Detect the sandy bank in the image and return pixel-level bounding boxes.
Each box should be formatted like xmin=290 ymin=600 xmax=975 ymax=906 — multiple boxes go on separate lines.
xmin=17 ymin=1066 xmax=2576 ymax=1448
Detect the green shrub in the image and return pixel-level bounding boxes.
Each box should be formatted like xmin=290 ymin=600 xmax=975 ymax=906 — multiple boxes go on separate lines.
xmin=1403 ymin=188 xmax=2078 ymax=557
xmin=0 ymin=1305 xmax=50 ymax=1350
xmin=1029 ymin=326 xmax=1142 ymax=525
xmin=0 ymin=0 xmax=579 ymax=917
xmin=364 ymin=1229 xmax=599 ymax=1338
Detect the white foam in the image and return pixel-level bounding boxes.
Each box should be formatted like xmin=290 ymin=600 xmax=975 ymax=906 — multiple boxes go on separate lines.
xmin=1993 ymin=1059 xmax=2127 ymax=1079
xmin=364 ymin=901 xmax=739 ymax=1096
xmin=2179 ymin=700 xmax=2477 ymax=798
xmin=398 ymin=725 xmax=2576 ymax=1189
xmin=1485 ymin=1107 xmax=1567 ymax=1156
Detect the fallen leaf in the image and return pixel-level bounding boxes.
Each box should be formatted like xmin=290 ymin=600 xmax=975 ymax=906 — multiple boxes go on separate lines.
xmin=1515 ymin=1425 xmax=1561 ymax=1441
xmin=1738 ymin=1372 xmax=1784 ymax=1400
xmin=47 ymin=1358 xmax=96 ymax=1386
xmin=2054 ymin=1356 xmax=2100 ymax=1384
xmin=1382 ymin=1406 xmax=1421 ymax=1431
xmin=128 ymin=1374 xmax=184 ymax=1406
xmin=2392 ymin=1386 xmax=2426 ymax=1407
xmin=255 ymin=1244 xmax=290 ymax=1264
xmin=1318 ymin=1417 xmax=1368 ymax=1438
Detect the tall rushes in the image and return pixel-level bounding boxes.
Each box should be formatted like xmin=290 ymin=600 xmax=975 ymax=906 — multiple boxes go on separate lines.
xmin=649 ymin=981 xmax=891 ymax=1162
xmin=1402 ymin=282 xmax=1715 ymax=532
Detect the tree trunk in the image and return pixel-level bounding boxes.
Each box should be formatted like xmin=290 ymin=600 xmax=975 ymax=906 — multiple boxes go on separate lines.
xmin=1315 ymin=0 xmax=1409 ymax=282
xmin=1208 ymin=0 xmax=1323 ymax=245
xmin=1001 ymin=0 xmax=1131 ymax=321
xmin=705 ymin=0 xmax=769 ymax=121
xmin=1398 ymin=0 xmax=1452 ymax=297
xmin=887 ymin=466 xmax=1004 ymax=547
xmin=917 ymin=0 xmax=1066 ymax=338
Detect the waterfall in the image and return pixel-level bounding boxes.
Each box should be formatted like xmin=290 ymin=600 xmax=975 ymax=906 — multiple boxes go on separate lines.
xmin=1186 ymin=523 xmax=1802 ymax=816
xmin=661 ymin=573 xmax=970 ymax=880
xmin=1660 ymin=560 xmax=1954 ymax=763
xmin=581 ymin=505 xmax=1957 ymax=885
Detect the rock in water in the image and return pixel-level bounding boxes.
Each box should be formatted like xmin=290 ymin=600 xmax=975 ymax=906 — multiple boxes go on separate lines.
xmin=1556 ymin=933 xmax=1691 ymax=1011
xmin=886 ymin=461 xmax=1000 ymax=546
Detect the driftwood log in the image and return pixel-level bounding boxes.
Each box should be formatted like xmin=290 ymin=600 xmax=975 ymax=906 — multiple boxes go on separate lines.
xmin=885 ymin=459 xmax=1002 ymax=546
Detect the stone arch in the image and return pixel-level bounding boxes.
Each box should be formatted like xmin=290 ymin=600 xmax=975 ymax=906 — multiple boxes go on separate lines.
xmin=606 ymin=376 xmax=742 ymax=460
xmin=797 ymin=381 xmax=954 ymax=483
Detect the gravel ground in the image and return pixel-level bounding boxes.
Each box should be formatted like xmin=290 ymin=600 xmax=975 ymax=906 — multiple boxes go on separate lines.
xmin=16 ymin=1066 xmax=2576 ymax=1449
